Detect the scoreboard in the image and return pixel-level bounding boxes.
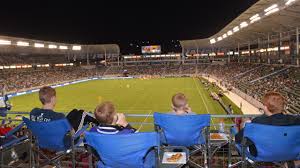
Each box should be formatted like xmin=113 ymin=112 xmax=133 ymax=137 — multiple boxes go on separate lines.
xmin=141 ymin=45 xmax=161 ymax=54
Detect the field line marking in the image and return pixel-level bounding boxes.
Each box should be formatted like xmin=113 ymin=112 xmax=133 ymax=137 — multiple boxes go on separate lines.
xmin=192 ymin=78 xmax=217 ymax=129
xmin=136 ymin=110 xmax=153 ymax=132
xmin=192 ymin=78 xmax=209 ymax=114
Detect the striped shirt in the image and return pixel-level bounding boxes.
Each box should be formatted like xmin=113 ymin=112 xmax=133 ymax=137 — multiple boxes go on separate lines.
xmin=90 ymin=124 xmax=136 ymax=135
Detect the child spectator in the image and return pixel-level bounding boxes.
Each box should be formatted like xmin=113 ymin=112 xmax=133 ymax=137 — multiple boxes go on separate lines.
xmin=30 ymin=86 xmax=65 ymax=122
xmin=90 ymin=101 xmax=136 ymax=134
xmin=170 ymin=93 xmax=195 ymax=115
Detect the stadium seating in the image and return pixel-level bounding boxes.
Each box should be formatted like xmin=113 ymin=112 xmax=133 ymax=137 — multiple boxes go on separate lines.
xmin=85 ymin=131 xmax=160 ymax=168
xmin=154 ymin=112 xmax=211 ymax=168
xmin=1 ymin=63 xmax=298 ymax=116
xmin=23 ymin=117 xmax=88 ymax=168
xmin=229 ymin=123 xmax=300 ymax=168
xmin=0 ymin=122 xmax=29 ymax=167
xmin=0 ymin=54 xmax=68 ymax=65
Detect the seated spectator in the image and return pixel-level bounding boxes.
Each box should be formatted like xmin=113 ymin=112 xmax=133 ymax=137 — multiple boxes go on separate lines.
xmin=170 ymin=93 xmax=195 ymax=115
xmin=30 ymin=86 xmax=65 ymax=122
xmin=235 ymin=92 xmax=300 ymax=167
xmin=0 ymin=85 xmax=11 ymax=117
xmin=30 ymin=86 xmax=98 ymax=132
xmin=90 ymin=101 xmax=136 ymax=134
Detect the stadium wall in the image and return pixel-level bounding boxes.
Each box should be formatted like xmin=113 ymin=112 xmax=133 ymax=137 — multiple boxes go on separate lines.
xmin=7 ymin=76 xmax=133 ymax=98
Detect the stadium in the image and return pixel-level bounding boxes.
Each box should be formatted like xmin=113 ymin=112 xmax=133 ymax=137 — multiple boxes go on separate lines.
xmin=1 ymin=0 xmax=300 ymax=167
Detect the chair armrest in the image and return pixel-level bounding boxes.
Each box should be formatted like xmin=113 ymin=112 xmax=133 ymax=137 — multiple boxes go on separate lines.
xmin=73 ymin=124 xmax=89 ymax=139
xmin=0 ymin=136 xmax=28 ymax=149
xmin=4 ymin=122 xmax=25 ymax=138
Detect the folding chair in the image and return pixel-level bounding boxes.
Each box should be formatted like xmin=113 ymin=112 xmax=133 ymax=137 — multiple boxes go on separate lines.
xmin=153 ymin=112 xmax=211 ymax=168
xmin=23 ymin=117 xmax=88 ymax=168
xmin=229 ymin=123 xmax=300 ymax=168
xmin=85 ymin=131 xmax=160 ymax=168
xmin=0 ymin=122 xmax=30 ymax=167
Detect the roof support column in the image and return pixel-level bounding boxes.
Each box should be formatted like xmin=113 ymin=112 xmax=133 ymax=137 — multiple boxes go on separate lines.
xmin=279 ymin=32 xmax=282 ymax=62
xmin=181 ymin=47 xmax=185 ymax=64
xmin=87 ymin=51 xmax=90 ymax=65
xmin=248 ymin=42 xmax=251 ymax=57
xmin=267 ymin=34 xmax=270 ymax=57
xmin=104 ymin=48 xmax=107 ymax=66
xmin=227 ymin=49 xmax=231 ymax=63
xmin=196 ymin=47 xmax=199 ymax=64
xmin=237 ymin=43 xmax=240 ymax=63
xmin=67 ymin=52 xmax=70 ymax=61
xmin=257 ymin=38 xmax=260 ymax=63
xmin=296 ymin=27 xmax=299 ymax=66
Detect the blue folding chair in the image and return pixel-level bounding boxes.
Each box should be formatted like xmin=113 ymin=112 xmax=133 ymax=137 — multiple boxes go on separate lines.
xmin=153 ymin=112 xmax=211 ymax=168
xmin=0 ymin=122 xmax=30 ymax=167
xmin=23 ymin=117 xmax=88 ymax=168
xmin=85 ymin=131 xmax=160 ymax=168
xmin=230 ymin=123 xmax=300 ymax=168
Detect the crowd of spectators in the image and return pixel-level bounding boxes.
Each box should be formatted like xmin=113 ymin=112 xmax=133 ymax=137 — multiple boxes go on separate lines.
xmin=205 ymin=63 xmax=300 ymax=114
xmin=0 ymin=55 xmax=68 ymax=65
xmin=1 ymin=63 xmax=299 ymax=114
xmin=1 ymin=62 xmax=300 ymax=167
xmin=0 ymin=67 xmax=104 ymax=93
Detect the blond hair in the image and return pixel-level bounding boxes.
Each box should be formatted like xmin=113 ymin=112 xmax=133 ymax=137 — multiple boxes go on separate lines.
xmin=172 ymin=93 xmax=188 ymax=110
xmin=94 ymin=101 xmax=116 ymax=124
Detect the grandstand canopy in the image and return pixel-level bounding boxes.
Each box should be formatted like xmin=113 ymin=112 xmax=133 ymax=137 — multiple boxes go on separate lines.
xmin=180 ymin=0 xmax=300 ymax=50
xmin=0 ymin=35 xmax=120 ymax=55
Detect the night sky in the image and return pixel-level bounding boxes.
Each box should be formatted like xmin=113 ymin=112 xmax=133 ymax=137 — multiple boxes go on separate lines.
xmin=0 ymin=0 xmax=258 ymax=54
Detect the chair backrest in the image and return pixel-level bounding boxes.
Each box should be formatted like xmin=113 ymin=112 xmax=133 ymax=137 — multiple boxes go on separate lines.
xmin=244 ymin=123 xmax=300 ymax=162
xmin=23 ymin=117 xmax=72 ymax=151
xmin=85 ymin=131 xmax=159 ymax=168
xmin=153 ymin=112 xmax=211 ymax=146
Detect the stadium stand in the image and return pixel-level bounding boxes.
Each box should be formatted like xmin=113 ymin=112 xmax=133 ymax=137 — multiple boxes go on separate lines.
xmin=1 ymin=63 xmax=300 ymax=116
xmin=2 ymin=0 xmax=300 ymax=167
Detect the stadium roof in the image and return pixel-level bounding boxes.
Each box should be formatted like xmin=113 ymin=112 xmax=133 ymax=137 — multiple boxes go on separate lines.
xmin=180 ymin=0 xmax=300 ymax=50
xmin=0 ymin=35 xmax=120 ymax=55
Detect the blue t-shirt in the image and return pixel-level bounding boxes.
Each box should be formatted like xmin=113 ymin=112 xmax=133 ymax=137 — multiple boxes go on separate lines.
xmin=30 ymin=108 xmax=65 ymax=122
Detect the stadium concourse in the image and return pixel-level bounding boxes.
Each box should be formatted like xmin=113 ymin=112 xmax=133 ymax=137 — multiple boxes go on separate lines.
xmin=1 ymin=0 xmax=300 ymax=167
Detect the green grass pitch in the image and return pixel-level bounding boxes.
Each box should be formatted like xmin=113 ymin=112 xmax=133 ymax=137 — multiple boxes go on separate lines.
xmin=9 ymin=77 xmax=241 ymax=131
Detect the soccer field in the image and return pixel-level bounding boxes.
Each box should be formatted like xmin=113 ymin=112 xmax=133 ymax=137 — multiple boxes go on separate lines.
xmin=10 ymin=77 xmax=241 ymax=131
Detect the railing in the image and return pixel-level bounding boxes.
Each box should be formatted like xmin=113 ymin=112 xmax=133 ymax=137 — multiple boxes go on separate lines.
xmin=1 ymin=111 xmax=259 ymax=128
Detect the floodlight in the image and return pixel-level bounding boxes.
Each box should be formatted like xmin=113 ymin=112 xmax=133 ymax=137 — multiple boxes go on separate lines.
xmin=17 ymin=41 xmax=29 ymax=46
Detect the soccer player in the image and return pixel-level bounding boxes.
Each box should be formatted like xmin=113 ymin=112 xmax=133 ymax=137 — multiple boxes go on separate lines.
xmin=90 ymin=101 xmax=136 ymax=134
xmin=170 ymin=93 xmax=195 ymax=115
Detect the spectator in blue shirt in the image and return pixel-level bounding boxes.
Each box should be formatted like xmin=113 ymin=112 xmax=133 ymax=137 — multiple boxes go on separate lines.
xmin=30 ymin=86 xmax=65 ymax=122
xmin=90 ymin=101 xmax=136 ymax=134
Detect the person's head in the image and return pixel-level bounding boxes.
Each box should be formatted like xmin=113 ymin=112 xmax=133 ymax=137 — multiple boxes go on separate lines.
xmin=94 ymin=101 xmax=117 ymax=125
xmin=262 ymin=91 xmax=285 ymax=116
xmin=39 ymin=86 xmax=56 ymax=109
xmin=172 ymin=93 xmax=190 ymax=114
